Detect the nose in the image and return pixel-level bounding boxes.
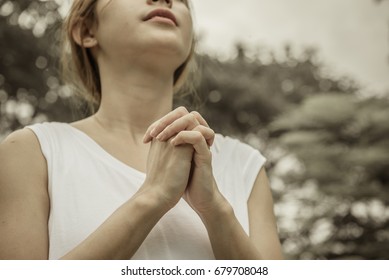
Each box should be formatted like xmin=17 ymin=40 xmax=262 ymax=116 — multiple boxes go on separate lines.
xmin=149 ymin=0 xmax=173 ymax=8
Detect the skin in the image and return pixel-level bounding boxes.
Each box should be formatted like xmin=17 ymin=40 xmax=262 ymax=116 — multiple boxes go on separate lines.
xmin=0 ymin=0 xmax=283 ymax=259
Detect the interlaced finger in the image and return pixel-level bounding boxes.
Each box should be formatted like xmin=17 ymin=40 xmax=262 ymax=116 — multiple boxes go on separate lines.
xmin=191 ymin=125 xmax=215 ymax=147
xmin=143 ymin=107 xmax=211 ymax=144
xmin=170 ymin=131 xmax=211 ymax=163
xmin=156 ymin=113 xmax=200 ymax=141
xmin=143 ymin=106 xmax=188 ymax=143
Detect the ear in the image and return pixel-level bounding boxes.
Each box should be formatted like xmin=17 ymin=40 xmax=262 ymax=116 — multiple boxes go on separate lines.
xmin=72 ymin=21 xmax=98 ymax=48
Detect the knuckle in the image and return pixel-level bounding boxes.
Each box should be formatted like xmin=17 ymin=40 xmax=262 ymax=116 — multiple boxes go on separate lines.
xmin=177 ymin=106 xmax=188 ymax=115
xmin=193 ymin=132 xmax=203 ymax=141
xmin=165 ymin=123 xmax=173 ymax=130
xmin=153 ymin=121 xmax=162 ymax=129
xmin=166 ymin=124 xmax=176 ymax=134
xmin=188 ymin=114 xmax=197 ymax=124
xmin=160 ymin=119 xmax=170 ymax=128
xmin=149 ymin=122 xmax=158 ymax=131
xmin=169 ymin=137 xmax=176 ymax=145
xmin=163 ymin=117 xmax=171 ymax=124
xmin=190 ymin=111 xmax=200 ymax=118
xmin=195 ymin=125 xmax=204 ymax=133
xmin=202 ymin=125 xmax=213 ymax=134
xmin=176 ymin=131 xmax=185 ymax=138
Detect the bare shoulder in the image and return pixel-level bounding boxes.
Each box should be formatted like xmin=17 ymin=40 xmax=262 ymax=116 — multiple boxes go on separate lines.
xmin=0 ymin=127 xmax=48 ymax=197
xmin=1 ymin=127 xmax=42 ymax=152
xmin=0 ymin=128 xmax=49 ymax=259
xmin=0 ymin=128 xmax=47 ymax=177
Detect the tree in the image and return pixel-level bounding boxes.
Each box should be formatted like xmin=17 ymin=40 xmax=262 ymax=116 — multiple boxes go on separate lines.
xmin=0 ymin=0 xmax=70 ymax=139
xmin=1 ymin=0 xmax=388 ymax=260
xmin=270 ymin=94 xmax=389 ymax=259
xmin=190 ymin=43 xmax=356 ymax=140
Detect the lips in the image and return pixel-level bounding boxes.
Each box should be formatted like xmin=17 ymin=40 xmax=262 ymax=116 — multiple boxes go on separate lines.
xmin=144 ymin=9 xmax=178 ymax=26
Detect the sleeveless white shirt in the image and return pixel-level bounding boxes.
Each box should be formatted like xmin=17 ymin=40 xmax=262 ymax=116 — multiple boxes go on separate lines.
xmin=27 ymin=122 xmax=266 ymax=260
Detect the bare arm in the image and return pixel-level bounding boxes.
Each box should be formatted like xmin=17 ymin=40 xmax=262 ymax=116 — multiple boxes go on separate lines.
xmin=198 ymin=168 xmax=283 ymax=260
xmin=247 ymin=167 xmax=283 ymax=259
xmin=199 ymin=192 xmax=263 ymax=260
xmin=0 ymin=129 xmax=192 ymax=260
xmin=61 ymin=189 xmax=169 ymax=259
xmin=0 ymin=129 xmax=50 ymax=259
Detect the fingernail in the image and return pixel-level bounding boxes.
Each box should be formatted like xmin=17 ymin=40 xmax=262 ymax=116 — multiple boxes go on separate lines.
xmin=150 ymin=128 xmax=157 ymax=137
xmin=156 ymin=134 xmax=163 ymax=140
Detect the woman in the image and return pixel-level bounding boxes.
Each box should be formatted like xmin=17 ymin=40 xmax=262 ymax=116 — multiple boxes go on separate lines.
xmin=0 ymin=0 xmax=283 ymax=260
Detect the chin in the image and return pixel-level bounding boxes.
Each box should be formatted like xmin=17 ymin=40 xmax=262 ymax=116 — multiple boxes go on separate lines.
xmin=144 ymin=38 xmax=189 ymax=62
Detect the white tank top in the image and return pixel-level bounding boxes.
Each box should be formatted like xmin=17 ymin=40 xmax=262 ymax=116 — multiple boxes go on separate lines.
xmin=27 ymin=122 xmax=266 ymax=260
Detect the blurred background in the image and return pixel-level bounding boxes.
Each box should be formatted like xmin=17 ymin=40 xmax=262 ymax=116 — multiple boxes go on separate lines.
xmin=1 ymin=0 xmax=388 ymax=259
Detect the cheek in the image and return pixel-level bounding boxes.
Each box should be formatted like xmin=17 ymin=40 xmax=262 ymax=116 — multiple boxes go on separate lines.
xmin=95 ymin=10 xmax=137 ymax=49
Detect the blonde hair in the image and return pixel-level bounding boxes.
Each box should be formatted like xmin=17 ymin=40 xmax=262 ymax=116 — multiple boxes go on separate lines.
xmin=61 ymin=0 xmax=196 ymax=113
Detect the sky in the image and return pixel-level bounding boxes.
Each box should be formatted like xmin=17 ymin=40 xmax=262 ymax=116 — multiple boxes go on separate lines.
xmin=190 ymin=0 xmax=389 ymax=95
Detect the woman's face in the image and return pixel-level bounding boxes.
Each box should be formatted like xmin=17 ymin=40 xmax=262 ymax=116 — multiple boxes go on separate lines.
xmin=92 ymin=0 xmax=193 ymax=69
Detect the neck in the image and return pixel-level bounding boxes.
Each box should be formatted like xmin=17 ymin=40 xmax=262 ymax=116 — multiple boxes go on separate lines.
xmin=94 ymin=61 xmax=175 ymax=143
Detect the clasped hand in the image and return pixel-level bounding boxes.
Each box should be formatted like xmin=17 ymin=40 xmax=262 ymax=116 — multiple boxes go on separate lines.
xmin=142 ymin=107 xmax=222 ymax=215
